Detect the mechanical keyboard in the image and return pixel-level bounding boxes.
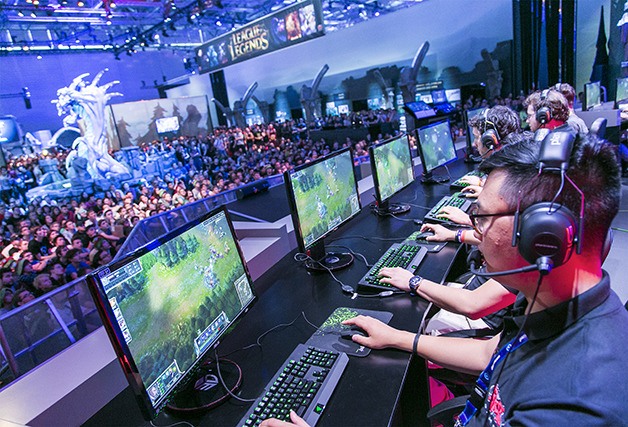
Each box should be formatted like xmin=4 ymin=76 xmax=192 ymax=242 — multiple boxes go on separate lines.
xmin=357 ymin=244 xmax=428 ymax=291
xmin=450 ymin=170 xmax=485 ymax=190
xmin=238 ymin=344 xmax=349 ymax=427
xmin=423 ymin=193 xmax=473 ymax=225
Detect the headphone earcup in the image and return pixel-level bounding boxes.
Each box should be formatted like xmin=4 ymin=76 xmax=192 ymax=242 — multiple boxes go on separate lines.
xmin=481 ymin=129 xmax=500 ymax=151
xmin=536 ymin=107 xmax=551 ymax=125
xmin=516 ymin=202 xmax=577 ymax=267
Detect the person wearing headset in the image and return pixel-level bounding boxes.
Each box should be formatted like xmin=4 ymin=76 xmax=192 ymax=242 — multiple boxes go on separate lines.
xmin=340 ymin=133 xmax=627 ymax=426
xmin=524 ymin=88 xmax=570 ymax=132
xmin=554 ymin=82 xmax=589 ymax=134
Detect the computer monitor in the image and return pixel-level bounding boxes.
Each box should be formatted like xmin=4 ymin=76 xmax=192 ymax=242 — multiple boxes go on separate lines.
xmin=445 ymin=88 xmax=462 ymax=103
xmin=87 ymin=206 xmax=256 ymax=420
xmin=284 ymin=147 xmax=361 ymax=271
xmin=584 ymin=81 xmax=601 ymax=111
xmin=431 ymin=89 xmax=448 ymax=104
xmin=415 ymin=119 xmax=457 ymax=183
xmin=403 ymin=101 xmax=436 ymax=120
xmin=369 ymin=134 xmax=414 ymax=216
xmin=616 ymin=77 xmax=628 ymax=109
xmin=155 ymin=116 xmax=180 ymax=134
xmin=0 ymin=116 xmax=23 ymax=143
xmin=464 ymin=107 xmax=485 ymax=159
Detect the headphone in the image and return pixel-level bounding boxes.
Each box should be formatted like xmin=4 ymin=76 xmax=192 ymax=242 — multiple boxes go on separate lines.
xmin=480 ymin=108 xmax=501 ymax=151
xmin=535 ymin=89 xmax=552 ymax=125
xmin=470 ymin=130 xmax=581 ymax=277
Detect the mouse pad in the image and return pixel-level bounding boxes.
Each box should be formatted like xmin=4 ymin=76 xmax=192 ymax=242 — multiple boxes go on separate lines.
xmin=305 ymin=307 xmax=393 ymax=357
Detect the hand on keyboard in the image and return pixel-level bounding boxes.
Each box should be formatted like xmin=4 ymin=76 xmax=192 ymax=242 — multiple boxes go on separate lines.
xmin=435 ymin=206 xmax=472 ymax=226
xmin=420 ymin=224 xmax=456 ymax=242
xmin=260 ymin=411 xmax=309 ymax=427
xmin=458 ymin=175 xmax=483 ymax=186
xmin=378 ymin=266 xmax=413 ymax=291
xmin=461 ymin=185 xmax=483 ymax=198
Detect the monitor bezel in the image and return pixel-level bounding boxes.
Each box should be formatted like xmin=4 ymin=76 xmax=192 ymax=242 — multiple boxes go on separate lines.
xmin=284 ymin=147 xmax=362 ymax=254
xmin=463 ymin=107 xmax=485 ymax=151
xmin=615 ymin=77 xmax=628 ymax=109
xmin=369 ymin=133 xmax=415 ymax=207
xmin=584 ymin=81 xmax=602 ymax=111
xmin=415 ymin=119 xmax=458 ymax=175
xmin=86 ymin=205 xmax=257 ymax=420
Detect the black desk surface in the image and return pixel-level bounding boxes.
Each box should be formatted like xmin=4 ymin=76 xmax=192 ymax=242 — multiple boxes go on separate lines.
xmin=86 ymin=159 xmax=476 ymax=427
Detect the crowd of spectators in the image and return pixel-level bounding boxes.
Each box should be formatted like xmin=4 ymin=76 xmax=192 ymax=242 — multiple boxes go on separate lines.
xmin=0 ymin=96 xmax=527 ymax=316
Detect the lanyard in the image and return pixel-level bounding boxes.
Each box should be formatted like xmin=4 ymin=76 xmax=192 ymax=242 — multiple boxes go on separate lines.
xmin=455 ymin=332 xmax=528 ymax=426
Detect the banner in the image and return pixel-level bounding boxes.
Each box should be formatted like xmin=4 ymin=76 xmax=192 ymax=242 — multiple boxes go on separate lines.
xmin=195 ymin=0 xmax=324 ymax=74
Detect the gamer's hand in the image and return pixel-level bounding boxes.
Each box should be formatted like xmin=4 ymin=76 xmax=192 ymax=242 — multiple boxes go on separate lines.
xmin=378 ymin=267 xmax=413 ymax=291
xmin=459 ymin=175 xmax=482 ymax=186
xmin=461 ymin=185 xmax=483 ymax=198
xmin=260 ymin=411 xmax=310 ymax=427
xmin=436 ymin=206 xmax=472 ymax=226
xmin=342 ymin=315 xmax=403 ymax=350
xmin=420 ymin=223 xmax=456 ymax=242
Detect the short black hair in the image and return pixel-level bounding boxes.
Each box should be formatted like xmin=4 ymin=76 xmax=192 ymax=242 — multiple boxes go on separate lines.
xmin=479 ymin=133 xmax=620 ymax=254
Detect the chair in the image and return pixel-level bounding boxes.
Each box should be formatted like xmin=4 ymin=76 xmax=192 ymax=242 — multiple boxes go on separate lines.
xmin=590 ymin=117 xmax=607 ymax=139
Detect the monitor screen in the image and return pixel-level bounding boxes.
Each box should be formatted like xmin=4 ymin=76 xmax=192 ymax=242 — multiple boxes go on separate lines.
xmin=419 ymin=94 xmax=434 ymax=104
xmin=445 ymin=88 xmax=461 ymax=103
xmin=616 ymin=77 xmax=628 ymax=108
xmin=0 ymin=116 xmax=22 ymax=143
xmin=370 ymin=134 xmax=414 ymax=205
xmin=465 ymin=107 xmax=485 ymax=146
xmin=431 ymin=89 xmax=448 ymax=104
xmin=584 ymin=81 xmax=601 ymax=111
xmin=155 ymin=116 xmax=180 ymax=134
xmin=87 ymin=207 xmax=256 ymax=419
xmin=416 ymin=120 xmax=457 ymax=174
xmin=285 ymin=148 xmax=361 ymax=252
xmin=403 ymin=101 xmax=436 ymax=120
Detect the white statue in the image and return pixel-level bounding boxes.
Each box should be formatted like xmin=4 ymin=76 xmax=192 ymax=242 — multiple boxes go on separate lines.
xmin=52 ymin=69 xmax=130 ymax=179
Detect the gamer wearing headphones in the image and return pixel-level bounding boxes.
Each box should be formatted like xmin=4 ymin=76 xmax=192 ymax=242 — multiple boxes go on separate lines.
xmin=554 ymin=82 xmax=589 ymax=134
xmin=524 ymin=88 xmax=571 ymax=132
xmin=339 ymin=133 xmax=628 ymax=426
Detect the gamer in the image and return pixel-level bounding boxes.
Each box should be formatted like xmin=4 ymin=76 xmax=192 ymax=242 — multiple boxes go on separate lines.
xmin=554 ymin=82 xmax=589 ymax=134
xmin=342 ymin=133 xmax=628 ymax=425
xmin=524 ymin=88 xmax=570 ymax=132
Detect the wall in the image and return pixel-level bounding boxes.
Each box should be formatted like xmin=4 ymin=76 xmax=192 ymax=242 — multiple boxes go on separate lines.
xmin=576 ymin=0 xmax=612 ymax=92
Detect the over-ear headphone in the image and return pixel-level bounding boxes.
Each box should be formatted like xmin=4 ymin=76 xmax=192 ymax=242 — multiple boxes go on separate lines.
xmin=536 ymin=89 xmax=552 ymax=125
xmin=481 ymin=108 xmax=501 ymax=151
xmin=511 ymin=130 xmax=581 ymax=269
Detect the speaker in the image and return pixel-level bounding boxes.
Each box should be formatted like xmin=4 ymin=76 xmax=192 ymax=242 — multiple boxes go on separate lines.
xmin=513 ymin=202 xmax=577 ymax=267
xmin=480 ymin=108 xmax=501 ymax=151
xmin=536 ymin=89 xmax=552 ymax=125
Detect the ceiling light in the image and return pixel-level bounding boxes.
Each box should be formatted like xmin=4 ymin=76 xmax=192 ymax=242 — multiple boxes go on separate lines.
xmin=17 ymin=11 xmax=24 ymax=17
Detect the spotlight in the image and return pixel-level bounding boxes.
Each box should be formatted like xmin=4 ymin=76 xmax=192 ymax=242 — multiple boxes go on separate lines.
xmin=17 ymin=10 xmax=24 ymax=17
xmin=30 ymin=12 xmax=37 ymax=18
xmin=36 ymin=54 xmax=42 ymax=59
xmin=216 ymin=19 xmax=222 ymax=26
xmin=77 ymin=0 xmax=84 ymax=6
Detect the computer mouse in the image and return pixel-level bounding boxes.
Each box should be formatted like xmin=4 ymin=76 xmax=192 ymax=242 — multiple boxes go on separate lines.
xmin=340 ymin=327 xmax=368 ymax=340
xmin=416 ymin=230 xmax=435 ymax=241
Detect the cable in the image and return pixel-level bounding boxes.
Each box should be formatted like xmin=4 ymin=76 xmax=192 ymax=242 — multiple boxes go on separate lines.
xmin=214 ymin=348 xmax=256 ymax=403
xmin=611 ymin=226 xmax=628 ymax=233
xmin=150 ymin=420 xmax=195 ymax=427
xmin=327 ymin=244 xmax=372 ymax=267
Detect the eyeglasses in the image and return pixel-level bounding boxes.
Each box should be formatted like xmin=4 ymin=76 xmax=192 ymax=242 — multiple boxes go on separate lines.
xmin=469 ymin=207 xmax=516 ymax=235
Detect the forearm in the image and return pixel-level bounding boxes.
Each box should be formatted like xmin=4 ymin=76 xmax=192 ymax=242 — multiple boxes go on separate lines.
xmin=389 ymin=329 xmax=498 ymax=375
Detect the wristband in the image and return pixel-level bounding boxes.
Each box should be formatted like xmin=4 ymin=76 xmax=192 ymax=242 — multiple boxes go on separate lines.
xmin=413 ymin=332 xmax=420 ymax=355
xmin=454 ymin=229 xmax=463 ymax=243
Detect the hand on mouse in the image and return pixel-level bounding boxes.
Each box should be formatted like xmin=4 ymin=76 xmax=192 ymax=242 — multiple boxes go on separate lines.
xmin=420 ymin=224 xmax=456 ymax=242
xmin=342 ymin=315 xmax=404 ymax=350
xmin=461 ymin=185 xmax=483 ymax=198
xmin=260 ymin=411 xmax=309 ymax=427
xmin=436 ymin=206 xmax=472 ymax=226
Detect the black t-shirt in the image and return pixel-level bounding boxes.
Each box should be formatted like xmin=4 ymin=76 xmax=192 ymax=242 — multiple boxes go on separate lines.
xmin=28 ymin=238 xmax=51 ymax=258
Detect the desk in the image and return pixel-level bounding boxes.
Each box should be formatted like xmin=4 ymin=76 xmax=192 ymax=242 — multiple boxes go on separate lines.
xmin=86 ymin=159 xmax=475 ymax=427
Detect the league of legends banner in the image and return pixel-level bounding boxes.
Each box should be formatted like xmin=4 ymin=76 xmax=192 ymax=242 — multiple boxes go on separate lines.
xmin=195 ymin=0 xmax=324 ymax=74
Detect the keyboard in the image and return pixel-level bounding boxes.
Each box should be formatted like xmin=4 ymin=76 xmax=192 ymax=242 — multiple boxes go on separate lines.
xmin=423 ymin=193 xmax=473 ymax=225
xmin=450 ymin=170 xmax=485 ymax=190
xmin=238 ymin=344 xmax=349 ymax=427
xmin=357 ymin=244 xmax=428 ymax=291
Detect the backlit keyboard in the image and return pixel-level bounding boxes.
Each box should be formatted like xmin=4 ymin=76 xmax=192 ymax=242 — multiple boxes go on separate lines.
xmin=238 ymin=344 xmax=348 ymax=427
xmin=423 ymin=193 xmax=473 ymax=225
xmin=450 ymin=171 xmax=485 ymax=190
xmin=357 ymin=244 xmax=428 ymax=291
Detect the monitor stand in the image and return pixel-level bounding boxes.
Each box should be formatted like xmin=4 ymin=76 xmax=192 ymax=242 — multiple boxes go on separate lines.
xmin=372 ymin=200 xmax=411 ymax=216
xmin=305 ymin=241 xmax=354 ymax=272
xmin=421 ymin=172 xmax=450 ymax=184
xmin=166 ymin=358 xmax=242 ymax=415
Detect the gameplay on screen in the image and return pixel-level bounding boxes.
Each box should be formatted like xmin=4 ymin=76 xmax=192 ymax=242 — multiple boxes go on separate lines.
xmin=287 ymin=149 xmax=360 ymax=250
xmin=89 ymin=208 xmax=255 ymax=417
xmin=371 ymin=134 xmax=414 ymax=203
xmin=584 ymin=81 xmax=601 ymax=110
xmin=416 ymin=120 xmax=457 ymax=173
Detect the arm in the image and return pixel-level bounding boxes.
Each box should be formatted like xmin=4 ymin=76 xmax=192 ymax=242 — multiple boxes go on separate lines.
xmin=378 ymin=268 xmax=516 ymax=319
xmin=343 ymin=315 xmax=499 ymax=375
xmin=420 ymin=224 xmax=481 ymax=246
xmin=435 ymin=206 xmax=472 ymax=226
